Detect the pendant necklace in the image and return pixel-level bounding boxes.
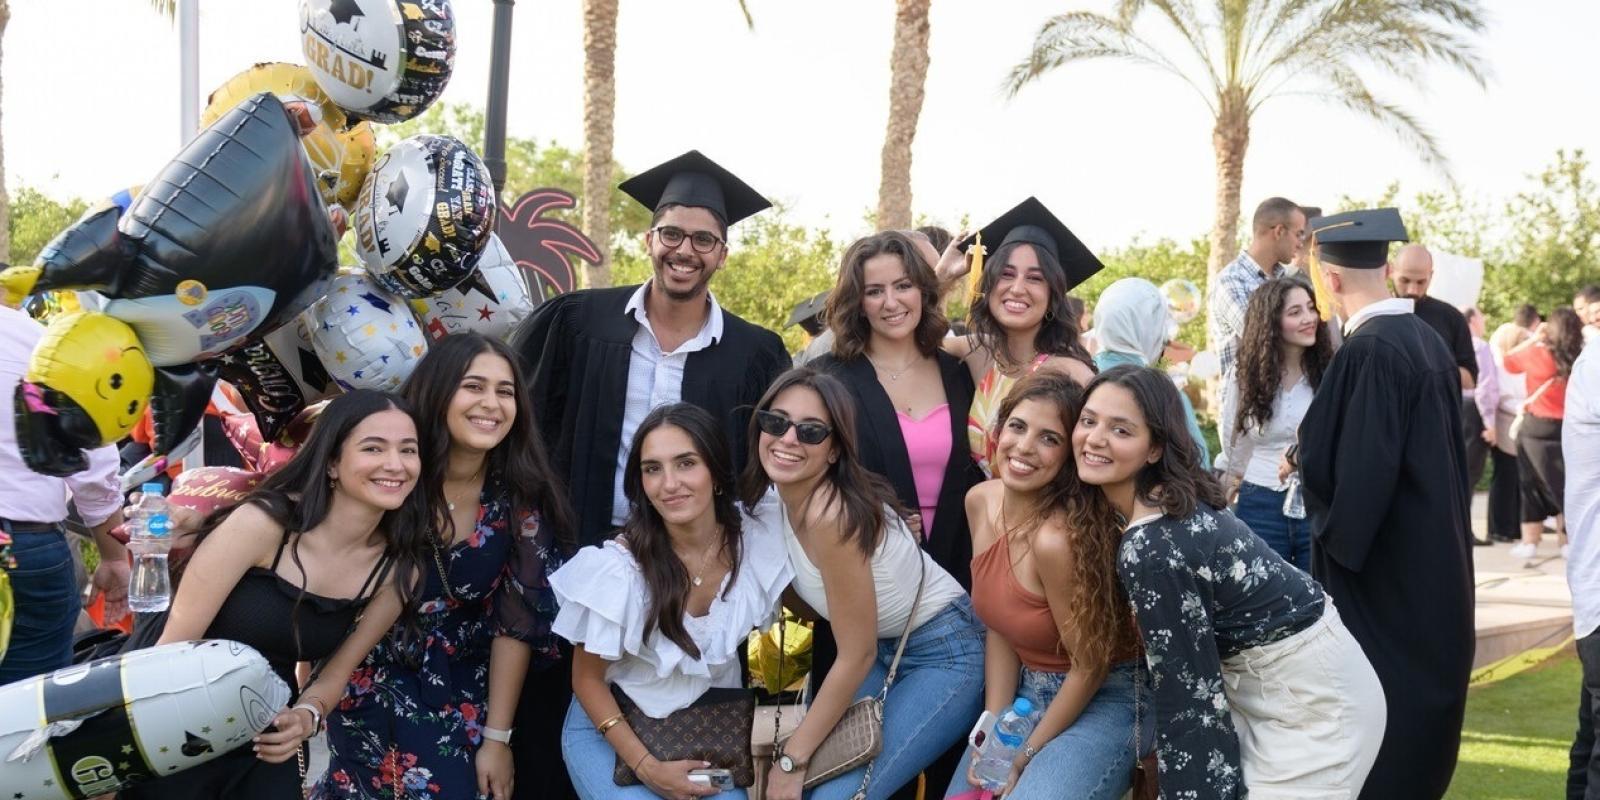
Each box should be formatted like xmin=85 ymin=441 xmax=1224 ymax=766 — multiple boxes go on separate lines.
xmin=685 ymin=533 xmax=722 ymax=587
xmin=866 ymin=352 xmax=918 ymax=382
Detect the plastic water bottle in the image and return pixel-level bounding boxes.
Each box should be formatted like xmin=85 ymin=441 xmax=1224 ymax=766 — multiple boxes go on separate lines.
xmin=974 ymin=698 xmax=1036 ymax=791
xmin=128 ymin=483 xmax=173 ymax=613
xmin=1282 ymin=472 xmax=1307 ymax=520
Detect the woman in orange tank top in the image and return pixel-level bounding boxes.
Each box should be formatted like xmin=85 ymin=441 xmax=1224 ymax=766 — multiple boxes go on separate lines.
xmin=946 ymin=372 xmax=1147 ymax=799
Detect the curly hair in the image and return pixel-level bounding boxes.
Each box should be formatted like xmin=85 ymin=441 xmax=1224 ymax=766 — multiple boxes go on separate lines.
xmin=1085 ymin=365 xmax=1227 ymax=518
xmin=826 ymin=231 xmax=949 ymax=360
xmin=994 ymin=372 xmax=1137 ymax=672
xmin=1549 ymin=306 xmax=1586 ymax=378
xmin=967 ymin=240 xmax=1093 ymax=371
xmin=1233 ymin=276 xmax=1333 ymax=438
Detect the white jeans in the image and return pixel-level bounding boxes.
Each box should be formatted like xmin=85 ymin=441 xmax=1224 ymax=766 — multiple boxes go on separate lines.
xmin=1221 ymin=599 xmax=1387 ymax=798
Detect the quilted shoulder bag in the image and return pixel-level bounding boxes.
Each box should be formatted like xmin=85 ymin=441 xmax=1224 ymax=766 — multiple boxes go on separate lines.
xmin=610 ymin=683 xmax=757 ymax=787
xmin=769 ymin=537 xmax=927 ymax=798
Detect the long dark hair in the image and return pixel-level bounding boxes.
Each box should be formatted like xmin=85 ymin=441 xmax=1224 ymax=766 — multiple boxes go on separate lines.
xmin=738 ymin=368 xmax=904 ymax=556
xmin=826 ymin=231 xmax=949 ymax=360
xmin=1084 ymin=365 xmax=1226 ymax=519
xmin=1549 ymin=306 xmax=1585 ymax=378
xmin=620 ymin=404 xmax=743 ymax=660
xmin=187 ymin=390 xmax=432 ymax=657
xmin=1234 ymin=276 xmax=1333 ymax=436
xmin=400 ymin=333 xmax=576 ymax=554
xmin=995 ymin=372 xmax=1135 ymax=671
xmin=967 ymin=240 xmax=1093 ymax=371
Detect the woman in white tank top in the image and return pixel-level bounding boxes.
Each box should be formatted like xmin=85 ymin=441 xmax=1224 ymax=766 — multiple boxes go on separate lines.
xmin=739 ymin=368 xmax=983 ymax=800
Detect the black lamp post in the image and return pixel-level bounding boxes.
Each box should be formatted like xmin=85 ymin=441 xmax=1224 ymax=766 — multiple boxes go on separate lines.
xmin=484 ymin=0 xmax=516 ymax=197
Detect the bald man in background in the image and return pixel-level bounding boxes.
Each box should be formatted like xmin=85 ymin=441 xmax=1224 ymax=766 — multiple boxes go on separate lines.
xmin=1393 ymin=244 xmax=1477 ymax=391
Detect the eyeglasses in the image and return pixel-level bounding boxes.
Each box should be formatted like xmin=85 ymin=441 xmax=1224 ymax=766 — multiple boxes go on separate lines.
xmin=755 ymin=410 xmax=832 ymax=445
xmin=652 ymin=225 xmax=725 ymax=254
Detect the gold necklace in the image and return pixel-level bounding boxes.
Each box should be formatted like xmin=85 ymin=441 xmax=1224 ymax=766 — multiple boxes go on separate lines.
xmin=445 ymin=467 xmax=487 ymax=512
xmin=866 ymin=351 xmax=919 ymax=382
xmin=680 ymin=531 xmax=723 ymax=587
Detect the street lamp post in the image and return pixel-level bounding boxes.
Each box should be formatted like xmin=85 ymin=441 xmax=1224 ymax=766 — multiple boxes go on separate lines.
xmin=485 ymin=0 xmax=516 ymax=198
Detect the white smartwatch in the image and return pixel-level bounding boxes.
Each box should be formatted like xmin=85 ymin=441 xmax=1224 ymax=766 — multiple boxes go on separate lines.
xmin=482 ymin=726 xmax=514 ymax=745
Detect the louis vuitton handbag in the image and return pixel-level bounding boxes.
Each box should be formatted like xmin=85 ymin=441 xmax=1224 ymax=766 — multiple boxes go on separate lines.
xmin=610 ymin=683 xmax=758 ymax=787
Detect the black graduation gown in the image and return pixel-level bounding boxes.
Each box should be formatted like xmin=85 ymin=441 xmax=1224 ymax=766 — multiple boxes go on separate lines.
xmin=511 ymin=284 xmax=791 ymax=547
xmin=1298 ymin=312 xmax=1476 ymax=800
xmin=811 ymin=351 xmax=984 ymax=588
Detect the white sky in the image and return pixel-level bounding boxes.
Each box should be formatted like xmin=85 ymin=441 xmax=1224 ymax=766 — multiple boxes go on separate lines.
xmin=7 ymin=1 xmax=1599 ymax=252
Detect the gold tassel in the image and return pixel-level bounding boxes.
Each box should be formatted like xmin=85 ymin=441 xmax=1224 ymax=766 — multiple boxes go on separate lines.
xmin=964 ymin=232 xmax=986 ymax=309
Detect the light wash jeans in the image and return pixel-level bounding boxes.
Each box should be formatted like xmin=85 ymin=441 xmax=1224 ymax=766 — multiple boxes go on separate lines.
xmin=806 ymin=595 xmax=986 ymax=800
xmin=943 ymin=662 xmax=1153 ymax=800
xmin=562 ymin=697 xmax=753 ymax=799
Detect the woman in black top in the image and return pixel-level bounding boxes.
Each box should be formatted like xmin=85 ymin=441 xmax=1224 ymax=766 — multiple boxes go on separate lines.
xmin=810 ymin=230 xmax=982 ymax=587
xmin=1072 ymin=366 xmax=1385 ymax=798
xmin=123 ymin=390 xmax=433 ymax=799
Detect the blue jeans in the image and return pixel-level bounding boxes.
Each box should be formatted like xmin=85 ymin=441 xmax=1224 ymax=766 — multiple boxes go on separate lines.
xmin=943 ymin=662 xmax=1153 ymax=800
xmin=1235 ymin=482 xmax=1310 ymax=572
xmin=808 ymin=596 xmax=986 ymax=800
xmin=562 ymin=697 xmax=752 ymax=799
xmin=0 ymin=526 xmax=77 ymax=686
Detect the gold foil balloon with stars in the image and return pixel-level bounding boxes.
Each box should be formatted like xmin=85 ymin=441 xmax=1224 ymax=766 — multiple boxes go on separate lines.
xmin=201 ymin=62 xmax=376 ymax=212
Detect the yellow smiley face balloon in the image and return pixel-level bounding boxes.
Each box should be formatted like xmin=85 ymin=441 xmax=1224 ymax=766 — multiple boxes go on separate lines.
xmin=22 ymin=312 xmax=155 ymax=446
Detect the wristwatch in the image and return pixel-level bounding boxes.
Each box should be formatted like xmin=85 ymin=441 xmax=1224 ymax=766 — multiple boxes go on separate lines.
xmin=775 ymin=749 xmax=807 ymax=774
xmin=482 ymin=726 xmax=514 ymax=745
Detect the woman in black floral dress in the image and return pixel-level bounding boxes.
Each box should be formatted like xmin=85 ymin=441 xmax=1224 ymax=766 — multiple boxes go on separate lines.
xmin=1071 ymin=365 xmax=1385 ymax=798
xmin=314 ymin=334 xmax=575 ymax=800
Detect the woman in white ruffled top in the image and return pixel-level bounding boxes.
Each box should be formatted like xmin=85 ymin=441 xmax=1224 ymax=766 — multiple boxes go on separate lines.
xmin=553 ymin=403 xmax=793 ymax=800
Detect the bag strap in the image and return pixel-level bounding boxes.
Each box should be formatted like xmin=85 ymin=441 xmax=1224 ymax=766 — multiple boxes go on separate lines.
xmin=878 ymin=536 xmax=927 ymax=699
xmin=1521 ymin=376 xmax=1558 ymax=411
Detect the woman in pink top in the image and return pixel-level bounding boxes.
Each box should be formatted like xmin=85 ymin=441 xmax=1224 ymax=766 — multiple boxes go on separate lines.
xmin=948 ymin=372 xmax=1146 ymax=799
xmin=1504 ymin=306 xmax=1586 ymax=558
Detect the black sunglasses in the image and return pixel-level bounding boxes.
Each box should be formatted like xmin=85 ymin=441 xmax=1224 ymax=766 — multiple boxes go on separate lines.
xmin=755 ymin=410 xmax=832 ymax=445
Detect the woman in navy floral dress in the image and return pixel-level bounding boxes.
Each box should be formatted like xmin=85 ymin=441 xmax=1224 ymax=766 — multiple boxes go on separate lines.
xmin=314 ymin=334 xmax=575 ymax=800
xmin=1072 ymin=366 xmax=1385 ymax=798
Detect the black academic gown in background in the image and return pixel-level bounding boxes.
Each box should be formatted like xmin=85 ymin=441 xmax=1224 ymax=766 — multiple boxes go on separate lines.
xmin=512 ymin=284 xmax=791 ymax=547
xmin=1298 ymin=312 xmax=1476 ymax=800
xmin=811 ymin=352 xmax=983 ymax=588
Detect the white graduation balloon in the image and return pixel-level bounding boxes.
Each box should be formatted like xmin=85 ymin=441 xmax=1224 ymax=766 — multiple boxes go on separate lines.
xmin=409 ymin=235 xmax=534 ymax=342
xmin=307 ymin=270 xmax=428 ymax=391
xmin=1190 ymin=349 xmax=1222 ymax=381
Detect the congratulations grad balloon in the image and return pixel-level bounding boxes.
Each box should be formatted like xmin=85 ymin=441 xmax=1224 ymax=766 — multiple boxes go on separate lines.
xmin=298 ymin=0 xmax=455 ymax=124
xmin=353 ymin=134 xmax=496 ymax=298
xmin=409 ymin=234 xmax=534 ymax=342
xmin=308 ymin=270 xmax=428 ymax=391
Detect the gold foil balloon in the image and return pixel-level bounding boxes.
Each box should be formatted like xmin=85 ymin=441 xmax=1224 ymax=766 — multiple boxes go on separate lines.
xmin=1160 ymin=278 xmax=1203 ymax=325
xmin=201 ymin=62 xmax=376 ymax=212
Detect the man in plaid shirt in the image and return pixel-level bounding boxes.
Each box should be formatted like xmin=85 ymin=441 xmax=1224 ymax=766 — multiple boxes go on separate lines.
xmin=1208 ymin=197 xmax=1308 ymax=375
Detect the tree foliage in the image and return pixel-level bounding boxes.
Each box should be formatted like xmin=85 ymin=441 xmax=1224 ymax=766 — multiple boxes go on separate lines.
xmin=1076 ymin=236 xmax=1212 ymax=349
xmin=8 ymin=187 xmax=89 ymax=266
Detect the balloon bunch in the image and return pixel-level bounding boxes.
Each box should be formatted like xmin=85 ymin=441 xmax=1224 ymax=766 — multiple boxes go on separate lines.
xmin=1 ymin=0 xmax=543 ymax=479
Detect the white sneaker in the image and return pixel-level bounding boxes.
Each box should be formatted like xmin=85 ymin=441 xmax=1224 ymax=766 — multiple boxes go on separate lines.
xmin=1563 ymin=544 xmax=1572 ymax=560
xmin=1509 ymin=542 xmax=1537 ymax=559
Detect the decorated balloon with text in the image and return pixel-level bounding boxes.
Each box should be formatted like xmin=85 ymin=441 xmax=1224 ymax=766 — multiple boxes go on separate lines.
xmin=299 ymin=0 xmax=455 ymax=124
xmin=353 ymin=135 xmax=496 ymax=298
xmin=409 ymin=234 xmax=534 ymax=342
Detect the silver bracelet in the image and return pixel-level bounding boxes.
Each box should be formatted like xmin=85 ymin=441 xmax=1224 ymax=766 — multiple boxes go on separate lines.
xmin=291 ymin=702 xmax=323 ymax=734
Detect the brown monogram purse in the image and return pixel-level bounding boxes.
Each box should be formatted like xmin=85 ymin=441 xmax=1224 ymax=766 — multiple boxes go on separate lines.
xmin=610 ymin=684 xmax=757 ymax=787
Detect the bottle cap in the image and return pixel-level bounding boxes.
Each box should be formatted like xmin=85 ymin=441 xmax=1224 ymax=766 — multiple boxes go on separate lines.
xmin=141 ymin=482 xmax=165 ymax=496
xmin=1012 ymin=697 xmax=1034 ymax=717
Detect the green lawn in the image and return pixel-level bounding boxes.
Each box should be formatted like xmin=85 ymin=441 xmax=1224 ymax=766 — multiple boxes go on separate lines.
xmin=1447 ymin=644 xmax=1580 ymax=799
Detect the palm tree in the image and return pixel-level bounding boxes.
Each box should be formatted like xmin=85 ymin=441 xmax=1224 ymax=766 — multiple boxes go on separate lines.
xmin=1006 ymin=0 xmax=1488 ymax=287
xmin=876 ymin=0 xmax=932 ymax=230
xmin=580 ymin=0 xmax=753 ymax=289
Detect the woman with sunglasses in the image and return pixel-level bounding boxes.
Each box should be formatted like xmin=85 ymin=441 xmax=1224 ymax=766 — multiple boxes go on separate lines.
xmin=554 ymin=403 xmax=792 ymax=799
xmin=1073 ymin=365 xmax=1384 ymax=797
xmin=314 ymin=333 xmax=575 ymax=800
xmin=741 ymin=368 xmax=983 ymax=800
xmin=120 ymin=390 xmax=432 ymax=800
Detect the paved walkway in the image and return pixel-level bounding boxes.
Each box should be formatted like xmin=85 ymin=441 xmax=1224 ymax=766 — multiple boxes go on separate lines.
xmin=1469 ymin=493 xmax=1573 ymax=669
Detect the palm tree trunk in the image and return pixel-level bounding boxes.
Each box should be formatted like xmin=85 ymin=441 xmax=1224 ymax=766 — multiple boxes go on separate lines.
xmin=580 ymin=0 xmax=618 ymax=289
xmin=875 ymin=0 xmax=931 ymax=231
xmin=0 ymin=0 xmax=11 ymax=265
xmin=1208 ymin=88 xmax=1250 ymax=346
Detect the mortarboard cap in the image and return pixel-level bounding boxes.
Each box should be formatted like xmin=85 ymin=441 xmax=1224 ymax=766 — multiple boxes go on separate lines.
xmin=961 ymin=197 xmax=1103 ymax=289
xmin=1310 ymin=208 xmax=1409 ymax=269
xmin=787 ymin=290 xmax=830 ymax=335
xmin=618 ymin=150 xmax=771 ymax=227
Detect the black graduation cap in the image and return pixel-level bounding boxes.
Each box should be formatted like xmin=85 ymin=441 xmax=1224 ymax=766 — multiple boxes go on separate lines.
xmin=787 ymin=290 xmax=830 ymax=336
xmin=960 ymin=197 xmax=1103 ymax=289
xmin=1310 ymin=208 xmax=1409 ymax=269
xmin=618 ymin=150 xmax=771 ymax=226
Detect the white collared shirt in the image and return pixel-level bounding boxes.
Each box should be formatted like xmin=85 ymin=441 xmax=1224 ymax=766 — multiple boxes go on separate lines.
xmin=1342 ymin=297 xmax=1414 ymax=336
xmin=0 ymin=306 xmax=122 ymax=527
xmin=611 ymin=283 xmax=725 ymax=526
